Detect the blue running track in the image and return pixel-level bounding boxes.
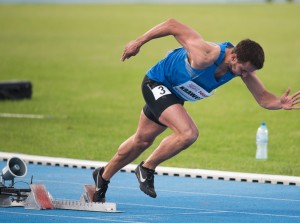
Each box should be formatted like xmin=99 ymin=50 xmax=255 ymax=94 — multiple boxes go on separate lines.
xmin=0 ymin=161 xmax=300 ymax=223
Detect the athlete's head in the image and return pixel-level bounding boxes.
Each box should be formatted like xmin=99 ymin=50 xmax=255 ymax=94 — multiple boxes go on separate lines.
xmin=233 ymin=39 xmax=265 ymax=69
xmin=229 ymin=39 xmax=265 ymax=77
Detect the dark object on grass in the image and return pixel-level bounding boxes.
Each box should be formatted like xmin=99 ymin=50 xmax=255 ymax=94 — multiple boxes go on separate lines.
xmin=0 ymin=81 xmax=32 ymax=100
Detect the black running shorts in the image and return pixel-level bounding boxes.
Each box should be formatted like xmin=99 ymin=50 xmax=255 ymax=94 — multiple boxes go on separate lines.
xmin=141 ymin=75 xmax=184 ymax=127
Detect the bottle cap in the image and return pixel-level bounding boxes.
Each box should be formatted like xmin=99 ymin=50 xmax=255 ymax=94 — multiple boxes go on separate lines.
xmin=261 ymin=122 xmax=266 ymax=126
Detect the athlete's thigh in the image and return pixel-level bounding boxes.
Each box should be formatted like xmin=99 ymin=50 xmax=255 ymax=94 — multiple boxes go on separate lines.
xmin=158 ymin=104 xmax=197 ymax=134
xmin=141 ymin=75 xmax=184 ymax=126
xmin=135 ymin=110 xmax=167 ymax=142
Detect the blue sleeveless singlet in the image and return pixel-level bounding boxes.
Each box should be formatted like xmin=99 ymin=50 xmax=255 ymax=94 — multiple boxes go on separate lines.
xmin=146 ymin=42 xmax=235 ymax=101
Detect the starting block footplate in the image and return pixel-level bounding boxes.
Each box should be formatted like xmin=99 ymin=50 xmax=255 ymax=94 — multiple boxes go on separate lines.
xmin=24 ymin=184 xmax=54 ymax=210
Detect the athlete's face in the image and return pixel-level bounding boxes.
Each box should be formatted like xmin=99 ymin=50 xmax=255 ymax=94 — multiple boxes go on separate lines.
xmin=229 ymin=54 xmax=257 ymax=78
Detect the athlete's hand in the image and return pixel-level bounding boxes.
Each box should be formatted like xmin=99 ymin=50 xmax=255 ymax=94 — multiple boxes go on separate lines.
xmin=121 ymin=40 xmax=142 ymax=61
xmin=280 ymin=88 xmax=300 ymax=110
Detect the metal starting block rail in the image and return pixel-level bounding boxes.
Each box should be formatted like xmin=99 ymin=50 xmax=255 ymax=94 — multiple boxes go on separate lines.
xmin=52 ymin=184 xmax=120 ymax=212
xmin=1 ymin=184 xmax=121 ymax=213
xmin=52 ymin=199 xmax=117 ymax=212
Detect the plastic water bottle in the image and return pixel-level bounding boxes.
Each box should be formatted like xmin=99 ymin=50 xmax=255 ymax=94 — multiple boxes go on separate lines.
xmin=256 ymin=122 xmax=268 ymax=160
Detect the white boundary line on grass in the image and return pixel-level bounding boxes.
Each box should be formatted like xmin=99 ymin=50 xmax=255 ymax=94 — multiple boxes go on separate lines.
xmin=0 ymin=152 xmax=299 ymax=186
xmin=0 ymin=113 xmax=50 ymax=119
xmin=0 ymin=113 xmax=68 ymax=119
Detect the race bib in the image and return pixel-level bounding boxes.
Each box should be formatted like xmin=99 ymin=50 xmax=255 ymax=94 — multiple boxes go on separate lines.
xmin=151 ymin=85 xmax=172 ymax=100
xmin=173 ymin=81 xmax=215 ymax=102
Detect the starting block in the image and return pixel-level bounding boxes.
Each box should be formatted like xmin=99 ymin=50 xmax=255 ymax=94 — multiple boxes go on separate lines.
xmin=7 ymin=184 xmax=121 ymax=213
xmin=0 ymin=157 xmax=120 ymax=212
xmin=52 ymin=184 xmax=119 ymax=212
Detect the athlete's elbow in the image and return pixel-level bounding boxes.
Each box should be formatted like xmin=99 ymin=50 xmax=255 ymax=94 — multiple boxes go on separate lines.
xmin=165 ymin=18 xmax=181 ymax=32
xmin=166 ymin=18 xmax=179 ymax=25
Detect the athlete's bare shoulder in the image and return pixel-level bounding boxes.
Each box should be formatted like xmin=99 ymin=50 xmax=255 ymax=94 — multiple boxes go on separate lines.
xmin=204 ymin=41 xmax=222 ymax=58
xmin=188 ymin=41 xmax=221 ymax=69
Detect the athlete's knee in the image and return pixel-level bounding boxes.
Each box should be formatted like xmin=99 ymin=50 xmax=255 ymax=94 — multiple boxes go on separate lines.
xmin=179 ymin=128 xmax=199 ymax=148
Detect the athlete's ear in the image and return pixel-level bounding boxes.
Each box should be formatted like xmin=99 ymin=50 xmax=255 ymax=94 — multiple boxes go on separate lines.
xmin=231 ymin=53 xmax=238 ymax=63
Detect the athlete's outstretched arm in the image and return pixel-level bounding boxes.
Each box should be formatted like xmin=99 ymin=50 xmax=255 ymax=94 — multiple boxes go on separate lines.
xmin=242 ymin=73 xmax=300 ymax=110
xmin=120 ymin=18 xmax=214 ymax=67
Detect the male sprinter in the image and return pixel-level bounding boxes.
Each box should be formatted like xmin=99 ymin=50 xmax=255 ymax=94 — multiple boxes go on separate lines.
xmin=93 ymin=19 xmax=300 ymax=202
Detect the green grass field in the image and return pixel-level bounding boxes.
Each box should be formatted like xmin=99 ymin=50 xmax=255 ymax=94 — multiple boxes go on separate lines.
xmin=0 ymin=3 xmax=299 ymax=176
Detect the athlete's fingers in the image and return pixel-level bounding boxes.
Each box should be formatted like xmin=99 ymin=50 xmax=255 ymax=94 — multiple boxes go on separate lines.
xmin=291 ymin=106 xmax=300 ymax=110
xmin=121 ymin=49 xmax=131 ymax=61
xmin=291 ymin=90 xmax=300 ymax=100
xmin=121 ymin=51 xmax=126 ymax=61
xmin=283 ymin=88 xmax=291 ymax=98
xmin=293 ymin=99 xmax=300 ymax=106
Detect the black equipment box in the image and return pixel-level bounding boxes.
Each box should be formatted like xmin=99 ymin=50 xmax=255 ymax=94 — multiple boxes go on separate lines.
xmin=0 ymin=81 xmax=32 ymax=100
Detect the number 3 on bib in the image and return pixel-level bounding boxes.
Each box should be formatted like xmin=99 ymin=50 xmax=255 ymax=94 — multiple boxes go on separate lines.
xmin=152 ymin=85 xmax=172 ymax=100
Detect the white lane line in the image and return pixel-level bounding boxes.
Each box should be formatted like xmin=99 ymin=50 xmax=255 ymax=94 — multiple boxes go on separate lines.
xmin=118 ymin=202 xmax=300 ymax=219
xmin=30 ymin=179 xmax=300 ymax=203
xmin=0 ymin=210 xmax=145 ymax=223
xmin=158 ymin=189 xmax=300 ymax=203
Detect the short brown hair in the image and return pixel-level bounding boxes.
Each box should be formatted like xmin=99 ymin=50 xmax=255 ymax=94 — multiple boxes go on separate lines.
xmin=232 ymin=39 xmax=265 ymax=70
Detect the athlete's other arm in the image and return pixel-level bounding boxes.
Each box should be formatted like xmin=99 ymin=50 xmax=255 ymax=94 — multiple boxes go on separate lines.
xmin=120 ymin=18 xmax=216 ymax=68
xmin=242 ymin=73 xmax=300 ymax=110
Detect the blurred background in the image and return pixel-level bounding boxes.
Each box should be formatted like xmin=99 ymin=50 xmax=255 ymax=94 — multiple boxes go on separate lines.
xmin=0 ymin=1 xmax=299 ymax=176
